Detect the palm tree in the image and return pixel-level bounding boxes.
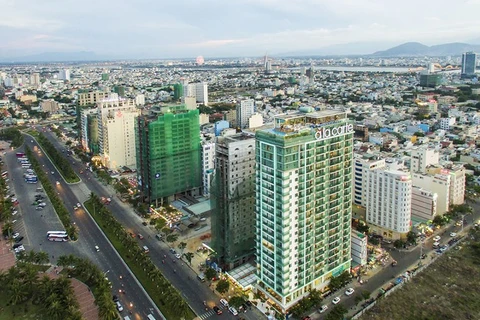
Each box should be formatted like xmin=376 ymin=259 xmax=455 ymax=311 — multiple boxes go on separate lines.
xmin=183 ymin=252 xmax=194 ymax=265
xmin=166 ymin=233 xmax=179 ymax=244
xmin=178 ymin=241 xmax=187 ymax=254
xmin=97 ymin=293 xmax=118 ymax=320
xmin=57 ymin=254 xmax=77 ymax=267
xmin=9 ymin=279 xmax=28 ymax=305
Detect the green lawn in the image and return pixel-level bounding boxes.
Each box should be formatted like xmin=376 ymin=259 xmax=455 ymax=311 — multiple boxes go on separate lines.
xmin=84 ymin=200 xmax=196 ymax=320
xmin=0 ymin=292 xmax=43 ymax=320
xmin=360 ymin=234 xmax=480 ymax=320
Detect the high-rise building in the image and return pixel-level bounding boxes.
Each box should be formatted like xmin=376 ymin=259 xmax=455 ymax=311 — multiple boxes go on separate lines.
xmin=201 ymin=142 xmax=215 ymax=198
xmin=136 ymin=105 xmax=201 ymax=204
xmin=173 ymin=83 xmax=183 ymax=101
xmin=97 ymin=99 xmax=139 ymax=169
xmin=58 ymin=69 xmax=70 ymax=81
xmin=40 ymin=99 xmax=60 ymax=113
xmin=30 ymin=73 xmax=40 ymax=87
xmin=412 ymin=172 xmax=451 ymax=216
xmin=211 ymin=133 xmax=256 ymax=270
xmin=461 ymin=52 xmax=477 ymax=79
xmin=411 ymin=187 xmax=437 ymax=221
xmin=365 ymin=168 xmax=412 ymax=239
xmin=236 ymin=99 xmax=255 ymax=129
xmin=255 ymin=110 xmax=354 ymax=313
xmin=352 ymin=155 xmax=386 ymax=207
xmin=183 ymin=82 xmax=209 ymax=106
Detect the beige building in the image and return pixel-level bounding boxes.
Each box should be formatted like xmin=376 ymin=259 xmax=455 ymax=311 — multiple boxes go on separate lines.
xmin=78 ymin=91 xmax=117 ymax=106
xmin=41 ymin=99 xmax=60 ymax=113
xmin=410 ymin=147 xmax=439 ymax=174
xmin=412 ymin=172 xmax=450 ymax=216
xmin=97 ymin=99 xmax=139 ymax=169
xmin=411 ymin=186 xmax=438 ymax=221
xmin=427 ymin=165 xmax=465 ymax=206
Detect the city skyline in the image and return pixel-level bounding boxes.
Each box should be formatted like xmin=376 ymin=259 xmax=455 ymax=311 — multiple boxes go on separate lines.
xmin=2 ymin=0 xmax=480 ymax=59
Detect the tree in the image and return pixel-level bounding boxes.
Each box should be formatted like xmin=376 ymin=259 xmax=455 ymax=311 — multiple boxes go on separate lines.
xmin=205 ymin=267 xmax=217 ymax=281
xmin=178 ymin=242 xmax=187 ymax=254
xmin=433 ymin=215 xmax=445 ymax=226
xmin=166 ymin=233 xmax=179 ymax=244
xmin=228 ymin=296 xmax=246 ymax=308
xmin=325 ymin=304 xmax=348 ymax=320
xmin=407 ymin=231 xmax=417 ymax=245
xmin=394 ymin=239 xmax=405 ymax=249
xmin=361 ymin=290 xmax=371 ymax=300
xmin=183 ymin=252 xmax=194 ymax=265
xmin=155 ymin=218 xmax=167 ymax=231
xmin=216 ymin=279 xmax=230 ymax=294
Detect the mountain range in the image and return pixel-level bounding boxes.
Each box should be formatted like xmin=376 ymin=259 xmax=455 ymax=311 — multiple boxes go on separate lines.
xmin=1 ymin=41 xmax=480 ymax=62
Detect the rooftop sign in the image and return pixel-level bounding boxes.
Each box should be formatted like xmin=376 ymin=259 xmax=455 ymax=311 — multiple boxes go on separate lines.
xmin=315 ymin=123 xmax=354 ymax=140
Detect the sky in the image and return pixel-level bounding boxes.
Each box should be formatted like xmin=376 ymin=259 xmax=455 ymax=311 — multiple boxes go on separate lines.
xmin=1 ymin=0 xmax=480 ymax=59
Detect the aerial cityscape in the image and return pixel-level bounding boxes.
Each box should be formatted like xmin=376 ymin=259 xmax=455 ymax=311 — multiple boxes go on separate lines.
xmin=1 ymin=2 xmax=480 ymax=320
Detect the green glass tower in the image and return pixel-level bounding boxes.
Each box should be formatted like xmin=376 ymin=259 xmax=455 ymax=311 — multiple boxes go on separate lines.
xmin=173 ymin=83 xmax=183 ymax=101
xmin=255 ymin=109 xmax=354 ymax=314
xmin=136 ymin=106 xmax=202 ymax=204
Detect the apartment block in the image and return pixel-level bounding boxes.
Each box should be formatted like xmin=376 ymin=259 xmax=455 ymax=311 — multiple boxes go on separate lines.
xmin=411 ymin=186 xmax=437 ymax=221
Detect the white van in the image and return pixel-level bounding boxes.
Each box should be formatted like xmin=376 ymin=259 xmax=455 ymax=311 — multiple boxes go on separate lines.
xmin=147 ymin=314 xmax=156 ymax=320
xmin=433 ymin=241 xmax=440 ymax=248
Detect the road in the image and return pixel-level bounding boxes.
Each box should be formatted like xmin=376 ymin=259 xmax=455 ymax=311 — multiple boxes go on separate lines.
xmin=14 ymin=135 xmax=163 ymax=320
xmin=311 ymin=203 xmax=480 ymax=319
xmin=39 ymin=127 xmax=267 ymax=320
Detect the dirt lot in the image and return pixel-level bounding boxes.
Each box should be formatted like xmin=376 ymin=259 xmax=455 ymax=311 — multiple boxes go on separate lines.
xmin=360 ymin=234 xmax=480 ymax=320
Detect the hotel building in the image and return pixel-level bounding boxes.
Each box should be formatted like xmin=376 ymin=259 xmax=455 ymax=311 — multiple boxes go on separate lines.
xmin=255 ymin=109 xmax=353 ymax=313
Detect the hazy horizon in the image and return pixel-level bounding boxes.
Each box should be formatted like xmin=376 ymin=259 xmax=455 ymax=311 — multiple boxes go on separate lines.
xmin=1 ymin=0 xmax=480 ymax=59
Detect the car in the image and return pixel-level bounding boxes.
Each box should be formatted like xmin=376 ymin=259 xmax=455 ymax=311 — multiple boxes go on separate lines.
xmin=318 ymin=305 xmax=328 ymax=313
xmin=95 ymin=246 xmax=100 ymax=252
xmin=245 ymin=300 xmax=253 ymax=307
xmin=175 ymin=253 xmax=182 ymax=259
xmin=450 ymin=232 xmax=457 ymax=237
xmin=200 ymin=217 xmax=207 ymax=221
xmin=433 ymin=236 xmax=441 ymax=242
xmin=220 ymin=299 xmax=229 ymax=307
xmin=14 ymin=246 xmax=25 ymax=253
xmin=169 ymin=248 xmax=177 ymax=254
xmin=332 ymin=297 xmax=341 ymax=304
xmin=116 ymin=301 xmax=123 ymax=312
xmin=345 ymin=288 xmax=355 ymax=296
xmin=15 ymin=236 xmax=24 ymax=243
xmin=35 ymin=206 xmax=43 ymax=211
xmin=12 ymin=210 xmax=18 ymax=216
xmin=56 ymin=181 xmax=60 ymax=185
xmin=138 ymin=234 xmax=144 ymax=240
xmin=421 ymin=253 xmax=427 ymax=259
xmin=13 ymin=243 xmax=22 ymax=249
xmin=212 ymin=306 xmax=222 ymax=315
xmin=38 ymin=203 xmax=46 ymax=207
xmin=12 ymin=220 xmax=17 ymax=224
xmin=228 ymin=306 xmax=238 ymax=315
xmin=112 ymin=295 xmax=119 ymax=302
xmin=11 ymin=198 xmax=17 ymax=202
xmin=76 ymin=203 xmax=81 ymax=208
xmin=79 ymin=170 xmax=84 ymax=174
xmin=12 ymin=233 xmax=20 ymax=239
xmin=51 ymin=171 xmax=54 ymax=175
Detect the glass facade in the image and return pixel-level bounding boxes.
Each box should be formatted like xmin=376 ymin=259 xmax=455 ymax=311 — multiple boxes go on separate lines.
xmin=136 ymin=107 xmax=201 ymax=203
xmin=255 ymin=110 xmax=353 ymax=312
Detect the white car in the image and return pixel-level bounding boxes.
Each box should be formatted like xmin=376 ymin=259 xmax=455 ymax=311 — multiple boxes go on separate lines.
xmin=450 ymin=232 xmax=457 ymax=237
xmin=175 ymin=253 xmax=182 ymax=259
xmin=345 ymin=288 xmax=355 ymax=296
xmin=228 ymin=306 xmax=238 ymax=315
xmin=433 ymin=236 xmax=441 ymax=242
xmin=14 ymin=246 xmax=25 ymax=253
xmin=318 ymin=305 xmax=328 ymax=313
xmin=12 ymin=232 xmax=20 ymax=239
xmin=116 ymin=301 xmax=123 ymax=312
xmin=332 ymin=297 xmax=341 ymax=304
xmin=12 ymin=210 xmax=18 ymax=216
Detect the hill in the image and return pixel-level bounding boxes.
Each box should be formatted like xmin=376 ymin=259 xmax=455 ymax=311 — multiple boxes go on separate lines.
xmin=0 ymin=51 xmax=101 ymax=63
xmin=372 ymin=42 xmax=480 ymax=57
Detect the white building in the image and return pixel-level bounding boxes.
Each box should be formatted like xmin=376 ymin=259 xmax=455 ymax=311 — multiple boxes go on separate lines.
xmin=366 ymin=168 xmax=412 ymax=239
xmin=426 ymin=165 xmax=465 ymax=206
xmin=97 ymin=99 xmax=139 ymax=169
xmin=353 ymin=155 xmax=386 ymax=207
xmin=236 ymin=99 xmax=255 ymax=129
xmin=410 ymin=147 xmax=440 ymax=174
xmin=351 ymin=231 xmax=368 ymax=266
xmin=58 ymin=69 xmax=70 ymax=81
xmin=184 ymin=82 xmax=208 ymax=106
xmin=30 ymin=73 xmax=40 ymax=87
xmin=439 ymin=117 xmax=456 ymax=130
xmin=135 ymin=94 xmax=145 ymax=106
xmin=412 ymin=172 xmax=451 ymax=216
xmin=411 ymin=187 xmax=438 ymax=221
xmin=201 ymin=142 xmax=215 ymax=198
xmin=248 ymin=113 xmax=263 ymax=129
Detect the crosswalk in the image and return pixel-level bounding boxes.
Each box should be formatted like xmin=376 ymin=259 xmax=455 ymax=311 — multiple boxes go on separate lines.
xmin=198 ymin=306 xmax=227 ymax=319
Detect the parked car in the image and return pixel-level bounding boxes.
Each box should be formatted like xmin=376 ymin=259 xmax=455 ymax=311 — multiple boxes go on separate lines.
xmin=116 ymin=301 xmax=123 ymax=312
xmin=12 ymin=232 xmax=20 ymax=239
xmin=332 ymin=297 xmax=341 ymax=304
xmin=138 ymin=234 xmax=144 ymax=240
xmin=169 ymin=248 xmax=176 ymax=254
xmin=450 ymin=232 xmax=457 ymax=237
xmin=318 ymin=305 xmax=328 ymax=313
xmin=220 ymin=299 xmax=229 ymax=307
xmin=15 ymin=236 xmax=24 ymax=243
xmin=228 ymin=306 xmax=238 ymax=316
xmin=345 ymin=288 xmax=355 ymax=296
xmin=175 ymin=253 xmax=182 ymax=259
xmin=433 ymin=236 xmax=441 ymax=242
